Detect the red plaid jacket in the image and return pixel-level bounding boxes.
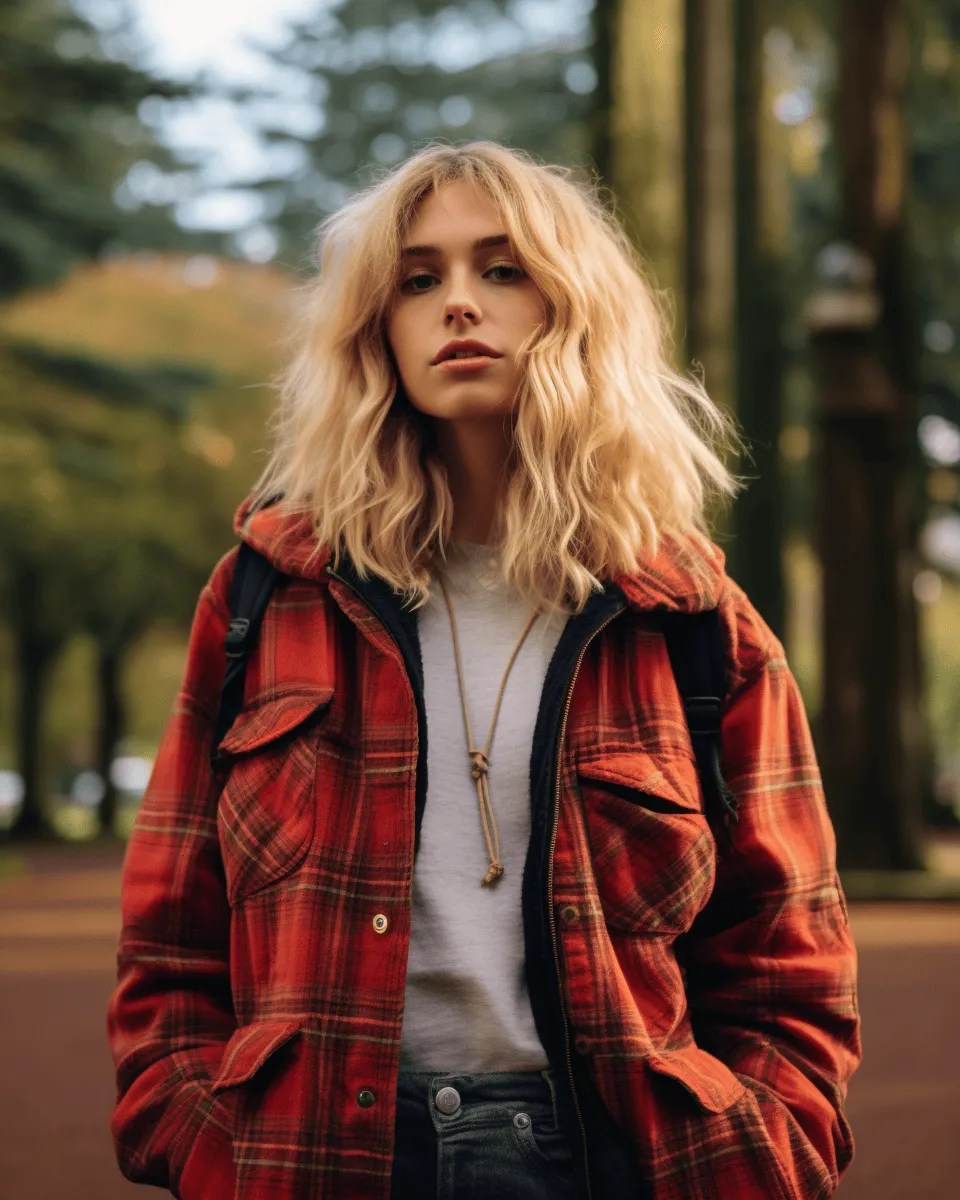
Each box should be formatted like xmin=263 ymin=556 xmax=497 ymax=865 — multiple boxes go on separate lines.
xmin=106 ymin=497 xmax=861 ymax=1200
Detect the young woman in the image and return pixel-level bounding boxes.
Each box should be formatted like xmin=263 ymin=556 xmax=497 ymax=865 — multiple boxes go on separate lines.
xmin=106 ymin=141 xmax=861 ymax=1200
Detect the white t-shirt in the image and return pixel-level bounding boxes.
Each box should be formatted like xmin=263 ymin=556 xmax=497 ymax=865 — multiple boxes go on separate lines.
xmin=398 ymin=539 xmax=568 ymax=1071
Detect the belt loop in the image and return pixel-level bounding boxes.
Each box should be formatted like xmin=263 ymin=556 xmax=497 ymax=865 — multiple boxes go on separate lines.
xmin=540 ymin=1068 xmax=560 ymax=1129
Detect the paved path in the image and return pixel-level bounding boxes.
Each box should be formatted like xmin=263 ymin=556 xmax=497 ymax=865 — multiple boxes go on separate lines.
xmin=1 ymin=839 xmax=958 ymax=1198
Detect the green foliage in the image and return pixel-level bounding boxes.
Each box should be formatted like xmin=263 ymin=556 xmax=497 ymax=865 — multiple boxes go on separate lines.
xmin=0 ymin=0 xmax=198 ymax=299
xmin=0 ymin=1 xmax=267 ymax=824
xmin=245 ymin=0 xmax=602 ymax=267
xmin=0 ymin=252 xmax=293 ymax=637
xmin=0 ymin=252 xmax=293 ymax=784
xmin=7 ymin=338 xmax=213 ymax=422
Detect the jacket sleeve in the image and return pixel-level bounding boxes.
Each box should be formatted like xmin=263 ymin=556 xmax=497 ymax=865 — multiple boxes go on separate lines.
xmin=678 ymin=581 xmax=862 ymax=1199
xmin=105 ymin=547 xmax=239 ymax=1200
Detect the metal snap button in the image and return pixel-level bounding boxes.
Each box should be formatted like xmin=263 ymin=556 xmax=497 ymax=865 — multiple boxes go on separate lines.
xmin=513 ymin=1112 xmax=531 ymax=1129
xmin=574 ymin=1035 xmax=591 ymax=1055
xmin=434 ymin=1085 xmax=461 ymax=1115
xmin=357 ymin=1088 xmax=376 ymax=1107
xmin=372 ymin=913 xmax=389 ymax=934
xmin=560 ymin=904 xmax=579 ymax=924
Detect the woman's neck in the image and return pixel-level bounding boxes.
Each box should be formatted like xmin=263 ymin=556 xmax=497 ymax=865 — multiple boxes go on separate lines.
xmin=435 ymin=415 xmax=513 ymax=548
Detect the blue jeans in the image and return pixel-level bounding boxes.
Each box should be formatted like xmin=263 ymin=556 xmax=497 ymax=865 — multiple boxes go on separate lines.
xmin=390 ymin=1068 xmax=585 ymax=1200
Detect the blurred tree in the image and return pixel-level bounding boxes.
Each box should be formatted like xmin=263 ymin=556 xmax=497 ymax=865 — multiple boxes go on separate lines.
xmin=682 ymin=0 xmax=736 ymax=525
xmin=729 ymin=0 xmax=789 ymax=639
xmin=608 ymin=0 xmax=957 ymax=854
xmin=911 ymin=0 xmax=960 ymax=537
xmin=0 ymin=0 xmax=224 ymax=839
xmin=0 ymin=254 xmax=293 ymax=837
xmin=589 ymin=0 xmax=616 ymax=187
xmin=807 ymin=0 xmax=930 ymax=870
xmin=609 ymin=0 xmax=684 ymax=305
xmin=910 ymin=3 xmax=960 ymax=821
xmin=613 ymin=0 xmax=789 ymax=638
xmin=0 ymin=0 xmax=200 ymax=298
xmin=0 ymin=331 xmax=214 ymax=838
xmin=240 ymin=0 xmax=600 ymax=267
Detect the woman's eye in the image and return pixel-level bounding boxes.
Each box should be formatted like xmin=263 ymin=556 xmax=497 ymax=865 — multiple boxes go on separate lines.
xmin=487 ymin=263 xmax=525 ymax=282
xmin=401 ymin=272 xmax=435 ymax=293
xmin=399 ymin=264 xmax=525 ymax=293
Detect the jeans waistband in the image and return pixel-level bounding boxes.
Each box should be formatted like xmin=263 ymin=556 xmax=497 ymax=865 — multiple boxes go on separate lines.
xmin=396 ymin=1068 xmax=561 ymax=1127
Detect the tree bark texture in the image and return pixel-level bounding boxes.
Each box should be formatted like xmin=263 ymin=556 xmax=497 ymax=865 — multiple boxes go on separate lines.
xmin=9 ymin=565 xmax=60 ymax=841
xmin=816 ymin=0 xmax=929 ymax=869
xmin=730 ymin=0 xmax=788 ymax=641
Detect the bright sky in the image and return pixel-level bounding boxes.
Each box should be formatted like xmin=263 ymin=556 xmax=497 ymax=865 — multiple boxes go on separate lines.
xmin=110 ymin=0 xmax=322 ymax=245
xmin=76 ymin=0 xmax=590 ymax=250
xmin=127 ymin=0 xmax=318 ymax=81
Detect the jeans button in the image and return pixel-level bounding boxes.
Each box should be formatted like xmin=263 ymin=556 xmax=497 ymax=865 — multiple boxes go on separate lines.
xmin=513 ymin=1112 xmax=531 ymax=1129
xmin=434 ymin=1085 xmax=461 ymax=1115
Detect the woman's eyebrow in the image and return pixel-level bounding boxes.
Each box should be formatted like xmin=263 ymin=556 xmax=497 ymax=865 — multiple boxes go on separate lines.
xmin=400 ymin=233 xmax=510 ymax=258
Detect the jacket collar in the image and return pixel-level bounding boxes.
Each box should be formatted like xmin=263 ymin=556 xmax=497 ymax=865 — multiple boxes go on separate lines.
xmin=233 ymin=495 xmax=725 ymax=615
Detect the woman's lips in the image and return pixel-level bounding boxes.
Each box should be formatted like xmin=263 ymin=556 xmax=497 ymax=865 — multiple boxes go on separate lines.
xmin=435 ymin=355 xmax=498 ymax=374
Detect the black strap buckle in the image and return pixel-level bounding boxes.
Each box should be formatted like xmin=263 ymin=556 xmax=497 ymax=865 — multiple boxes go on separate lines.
xmin=684 ymin=695 xmax=721 ymax=736
xmin=224 ymin=617 xmax=251 ymax=659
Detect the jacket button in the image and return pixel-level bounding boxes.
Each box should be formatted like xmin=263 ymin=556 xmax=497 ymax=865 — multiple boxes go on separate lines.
xmin=372 ymin=913 xmax=389 ymax=934
xmin=560 ymin=904 xmax=579 ymax=925
xmin=357 ymin=1088 xmax=376 ymax=1107
xmin=574 ymin=1036 xmax=591 ymax=1055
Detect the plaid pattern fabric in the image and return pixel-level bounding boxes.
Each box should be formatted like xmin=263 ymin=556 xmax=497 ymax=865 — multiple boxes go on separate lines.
xmin=105 ymin=500 xmax=861 ymax=1199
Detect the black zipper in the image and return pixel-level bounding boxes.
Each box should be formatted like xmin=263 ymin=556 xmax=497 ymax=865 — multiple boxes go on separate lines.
xmin=329 ymin=561 xmax=628 ymax=1199
xmin=548 ymin=605 xmax=625 ymax=1200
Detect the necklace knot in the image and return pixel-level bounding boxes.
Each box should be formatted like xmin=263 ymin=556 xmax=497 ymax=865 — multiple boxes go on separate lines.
xmin=481 ymin=861 xmax=504 ymax=886
xmin=469 ymin=749 xmax=489 ymax=781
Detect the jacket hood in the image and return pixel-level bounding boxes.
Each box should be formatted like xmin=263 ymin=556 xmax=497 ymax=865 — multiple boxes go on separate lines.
xmin=233 ymin=494 xmax=726 ymax=615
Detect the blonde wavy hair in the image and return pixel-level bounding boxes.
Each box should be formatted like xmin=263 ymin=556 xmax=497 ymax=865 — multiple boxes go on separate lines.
xmin=247 ymin=139 xmax=748 ymax=616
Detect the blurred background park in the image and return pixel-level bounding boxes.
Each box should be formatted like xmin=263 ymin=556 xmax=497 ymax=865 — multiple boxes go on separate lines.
xmin=0 ymin=0 xmax=959 ymax=1196
xmin=1 ymin=0 xmax=959 ymax=878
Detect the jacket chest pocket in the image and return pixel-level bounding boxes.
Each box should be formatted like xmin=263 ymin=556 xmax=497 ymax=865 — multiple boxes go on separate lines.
xmin=575 ymin=749 xmax=716 ymax=936
xmin=215 ymin=688 xmax=333 ymax=906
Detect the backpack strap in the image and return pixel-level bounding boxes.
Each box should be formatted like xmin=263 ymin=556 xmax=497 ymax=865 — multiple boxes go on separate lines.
xmin=210 ymin=543 xmax=280 ymax=773
xmin=658 ymin=608 xmax=740 ymax=852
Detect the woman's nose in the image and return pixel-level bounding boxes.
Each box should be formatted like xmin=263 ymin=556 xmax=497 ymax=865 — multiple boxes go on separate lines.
xmin=444 ymin=298 xmax=478 ymax=322
xmin=442 ymin=273 xmax=481 ymax=322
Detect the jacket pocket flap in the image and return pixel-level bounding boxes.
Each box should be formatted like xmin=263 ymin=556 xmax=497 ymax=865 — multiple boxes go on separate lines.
xmin=218 ymin=688 xmax=334 ymax=757
xmin=212 ymin=1020 xmax=302 ymax=1094
xmin=644 ymin=1044 xmax=746 ymax=1113
xmin=577 ymin=750 xmax=702 ymax=813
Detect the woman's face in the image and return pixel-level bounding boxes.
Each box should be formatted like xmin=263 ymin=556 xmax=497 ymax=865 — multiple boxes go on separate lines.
xmin=384 ymin=179 xmax=546 ymax=425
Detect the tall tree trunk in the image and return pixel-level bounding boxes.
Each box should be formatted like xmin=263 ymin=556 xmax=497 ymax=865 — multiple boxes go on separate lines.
xmin=8 ymin=566 xmax=60 ymax=841
xmin=95 ymin=642 xmax=125 ymax=836
xmin=812 ymin=0 xmax=927 ymax=870
xmin=729 ymin=0 xmax=787 ymax=641
xmin=611 ymin=0 xmax=684 ymax=307
xmin=590 ymin=0 xmax=618 ymax=189
xmin=840 ymin=0 xmax=936 ymax=837
xmin=683 ymin=0 xmax=736 ymax=541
